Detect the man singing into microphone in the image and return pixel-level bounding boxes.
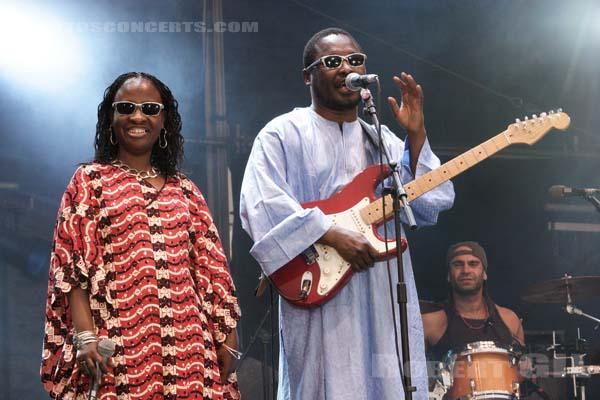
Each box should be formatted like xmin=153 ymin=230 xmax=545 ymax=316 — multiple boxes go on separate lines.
xmin=240 ymin=28 xmax=454 ymax=399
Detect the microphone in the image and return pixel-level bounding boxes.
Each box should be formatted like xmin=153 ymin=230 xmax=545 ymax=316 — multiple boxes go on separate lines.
xmin=345 ymin=73 xmax=378 ymax=91
xmin=89 ymin=339 xmax=115 ymax=400
xmin=549 ymin=185 xmax=600 ymax=198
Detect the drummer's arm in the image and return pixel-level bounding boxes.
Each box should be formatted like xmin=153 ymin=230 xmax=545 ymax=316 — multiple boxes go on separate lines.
xmin=498 ymin=306 xmax=525 ymax=345
xmin=422 ymin=310 xmax=448 ymax=347
xmin=514 ymin=318 xmax=525 ymax=345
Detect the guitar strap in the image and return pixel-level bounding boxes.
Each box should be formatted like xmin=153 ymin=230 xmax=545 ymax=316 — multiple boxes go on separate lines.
xmin=358 ymin=118 xmax=384 ymax=155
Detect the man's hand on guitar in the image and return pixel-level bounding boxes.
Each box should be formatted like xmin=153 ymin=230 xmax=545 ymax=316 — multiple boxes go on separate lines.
xmin=318 ymin=226 xmax=379 ymax=272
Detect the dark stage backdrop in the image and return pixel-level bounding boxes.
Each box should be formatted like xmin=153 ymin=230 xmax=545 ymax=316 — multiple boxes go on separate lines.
xmin=0 ymin=0 xmax=598 ymax=398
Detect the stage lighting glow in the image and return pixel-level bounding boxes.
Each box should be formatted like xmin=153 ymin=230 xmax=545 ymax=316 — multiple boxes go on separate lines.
xmin=0 ymin=5 xmax=83 ymax=91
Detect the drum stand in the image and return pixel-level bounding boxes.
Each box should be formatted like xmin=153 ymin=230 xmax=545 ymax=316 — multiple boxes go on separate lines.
xmin=550 ymin=276 xmax=600 ymax=399
xmin=522 ymin=274 xmax=600 ymax=400
xmin=561 ymin=274 xmax=600 ymax=330
xmin=547 ymin=330 xmax=588 ymax=399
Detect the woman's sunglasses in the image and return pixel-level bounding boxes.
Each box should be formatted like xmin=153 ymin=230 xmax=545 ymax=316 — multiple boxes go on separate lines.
xmin=112 ymin=101 xmax=164 ymax=116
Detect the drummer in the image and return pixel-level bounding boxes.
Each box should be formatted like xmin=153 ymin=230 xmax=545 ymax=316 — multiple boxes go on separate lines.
xmin=422 ymin=241 xmax=524 ymax=361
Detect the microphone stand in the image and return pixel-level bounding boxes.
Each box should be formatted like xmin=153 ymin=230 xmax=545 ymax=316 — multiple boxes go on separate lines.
xmin=361 ymin=88 xmax=417 ymax=400
xmin=584 ymin=194 xmax=600 ymax=213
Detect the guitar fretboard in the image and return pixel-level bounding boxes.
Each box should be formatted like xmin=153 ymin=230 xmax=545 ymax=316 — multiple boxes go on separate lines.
xmin=360 ymin=129 xmax=512 ymax=225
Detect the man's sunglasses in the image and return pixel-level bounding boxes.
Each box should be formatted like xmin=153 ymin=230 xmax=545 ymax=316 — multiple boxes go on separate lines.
xmin=112 ymin=101 xmax=164 ymax=116
xmin=304 ymin=53 xmax=367 ymax=71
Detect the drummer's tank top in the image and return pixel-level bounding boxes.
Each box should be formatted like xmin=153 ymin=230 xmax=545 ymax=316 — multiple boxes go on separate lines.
xmin=428 ymin=294 xmax=517 ymax=362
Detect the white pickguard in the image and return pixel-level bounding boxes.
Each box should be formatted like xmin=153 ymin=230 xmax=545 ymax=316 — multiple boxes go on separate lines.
xmin=313 ymin=197 xmax=398 ymax=296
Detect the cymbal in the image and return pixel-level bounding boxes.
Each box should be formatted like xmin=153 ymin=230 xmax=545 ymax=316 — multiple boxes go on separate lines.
xmin=419 ymin=300 xmax=443 ymax=314
xmin=521 ymin=275 xmax=600 ymax=304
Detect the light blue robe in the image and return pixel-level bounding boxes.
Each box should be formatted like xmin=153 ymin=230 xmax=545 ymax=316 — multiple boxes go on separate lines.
xmin=240 ymin=107 xmax=455 ymax=400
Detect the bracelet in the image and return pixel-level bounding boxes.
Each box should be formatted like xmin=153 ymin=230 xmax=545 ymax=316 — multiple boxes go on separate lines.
xmin=74 ymin=330 xmax=98 ymax=350
xmin=222 ymin=343 xmax=242 ymax=360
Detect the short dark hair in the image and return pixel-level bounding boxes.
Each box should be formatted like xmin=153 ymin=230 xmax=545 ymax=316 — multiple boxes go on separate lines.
xmin=302 ymin=27 xmax=361 ymax=69
xmin=94 ymin=72 xmax=184 ymax=176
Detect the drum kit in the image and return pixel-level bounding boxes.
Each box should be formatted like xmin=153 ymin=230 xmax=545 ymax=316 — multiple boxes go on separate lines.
xmin=428 ymin=274 xmax=600 ymax=400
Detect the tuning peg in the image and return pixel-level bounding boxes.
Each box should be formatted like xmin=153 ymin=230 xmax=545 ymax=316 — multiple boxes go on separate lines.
xmin=515 ymin=118 xmax=526 ymax=129
xmin=557 ymin=108 xmax=562 ymax=113
xmin=549 ymin=110 xmax=555 ymax=114
xmin=524 ymin=116 xmax=529 ymax=121
xmin=532 ymin=114 xmax=538 ymax=122
xmin=540 ymin=112 xmax=547 ymax=118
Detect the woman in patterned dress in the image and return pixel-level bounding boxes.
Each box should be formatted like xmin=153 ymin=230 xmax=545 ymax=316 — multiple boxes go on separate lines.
xmin=41 ymin=72 xmax=241 ymax=399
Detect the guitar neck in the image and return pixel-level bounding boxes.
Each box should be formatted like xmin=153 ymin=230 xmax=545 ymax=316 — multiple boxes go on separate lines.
xmin=362 ymin=129 xmax=512 ymax=224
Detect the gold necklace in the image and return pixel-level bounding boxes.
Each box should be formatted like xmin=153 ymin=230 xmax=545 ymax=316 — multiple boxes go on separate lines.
xmin=112 ymin=160 xmax=159 ymax=179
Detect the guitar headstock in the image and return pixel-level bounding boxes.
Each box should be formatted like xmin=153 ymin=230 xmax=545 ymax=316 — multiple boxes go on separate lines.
xmin=506 ymin=109 xmax=571 ymax=145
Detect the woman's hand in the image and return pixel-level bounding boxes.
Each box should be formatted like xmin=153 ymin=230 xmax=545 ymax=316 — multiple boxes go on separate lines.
xmin=76 ymin=341 xmax=115 ymax=378
xmin=217 ymin=330 xmax=240 ymax=383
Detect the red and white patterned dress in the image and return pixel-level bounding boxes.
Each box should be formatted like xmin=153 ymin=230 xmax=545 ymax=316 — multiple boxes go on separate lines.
xmin=41 ymin=163 xmax=241 ymax=399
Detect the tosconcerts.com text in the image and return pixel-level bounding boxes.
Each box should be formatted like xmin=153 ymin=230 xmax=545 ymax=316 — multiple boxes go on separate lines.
xmin=60 ymin=21 xmax=259 ymax=34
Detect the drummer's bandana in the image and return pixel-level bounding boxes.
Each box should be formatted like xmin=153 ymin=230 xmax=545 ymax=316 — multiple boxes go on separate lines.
xmin=446 ymin=241 xmax=488 ymax=271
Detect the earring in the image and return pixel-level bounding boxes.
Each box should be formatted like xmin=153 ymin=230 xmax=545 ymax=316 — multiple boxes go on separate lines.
xmin=110 ymin=127 xmax=117 ymax=145
xmin=159 ymin=128 xmax=168 ymax=149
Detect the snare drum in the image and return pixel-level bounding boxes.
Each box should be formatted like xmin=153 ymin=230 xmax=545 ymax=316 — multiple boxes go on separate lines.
xmin=442 ymin=341 xmax=520 ymax=399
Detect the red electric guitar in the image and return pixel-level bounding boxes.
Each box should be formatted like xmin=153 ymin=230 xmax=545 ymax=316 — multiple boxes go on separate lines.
xmin=269 ymin=111 xmax=571 ymax=308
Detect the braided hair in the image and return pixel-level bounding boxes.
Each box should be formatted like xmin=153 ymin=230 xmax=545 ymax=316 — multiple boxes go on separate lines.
xmin=94 ymin=72 xmax=184 ymax=176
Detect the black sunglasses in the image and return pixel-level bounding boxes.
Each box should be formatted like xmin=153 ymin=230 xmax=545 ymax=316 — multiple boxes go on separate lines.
xmin=112 ymin=101 xmax=164 ymax=116
xmin=304 ymin=53 xmax=367 ymax=71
